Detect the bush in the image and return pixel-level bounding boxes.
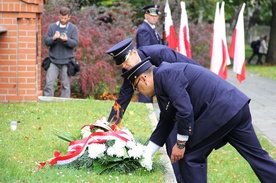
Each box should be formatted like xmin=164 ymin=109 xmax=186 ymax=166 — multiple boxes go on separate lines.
xmin=41 ymin=1 xmax=213 ymax=98
xmin=41 ymin=1 xmax=137 ymax=98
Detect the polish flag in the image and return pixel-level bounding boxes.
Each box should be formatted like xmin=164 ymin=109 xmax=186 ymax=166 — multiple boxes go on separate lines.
xmin=229 ymin=3 xmax=246 ymax=83
xmin=178 ymin=1 xmax=192 ymax=58
xmin=210 ymin=2 xmax=230 ymax=79
xmin=164 ymin=0 xmax=178 ymax=50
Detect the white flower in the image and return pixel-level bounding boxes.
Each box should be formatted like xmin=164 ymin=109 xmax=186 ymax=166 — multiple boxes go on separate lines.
xmin=88 ymin=143 xmax=106 ymax=159
xmin=139 ymin=153 xmax=153 ymax=171
xmin=106 ymin=140 xmax=125 ymax=157
xmin=138 ymin=147 xmax=153 ymax=171
xmin=126 ymin=141 xmax=136 ymax=149
xmin=127 ymin=142 xmax=144 ymax=159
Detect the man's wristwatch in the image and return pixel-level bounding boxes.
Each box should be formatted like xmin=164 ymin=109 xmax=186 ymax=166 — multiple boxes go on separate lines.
xmin=176 ymin=141 xmax=186 ymax=149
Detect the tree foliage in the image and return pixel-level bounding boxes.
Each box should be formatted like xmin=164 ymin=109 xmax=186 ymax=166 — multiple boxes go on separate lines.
xmin=41 ymin=0 xmax=275 ymax=98
xmin=42 ymin=1 xmax=137 ymax=98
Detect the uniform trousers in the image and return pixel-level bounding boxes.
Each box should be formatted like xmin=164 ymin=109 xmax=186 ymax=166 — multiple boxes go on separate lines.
xmin=167 ymin=103 xmax=276 ymax=183
xmin=44 ymin=63 xmax=71 ymax=98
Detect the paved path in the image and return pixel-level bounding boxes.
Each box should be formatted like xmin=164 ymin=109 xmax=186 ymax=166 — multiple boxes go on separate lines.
xmin=226 ymin=69 xmax=276 ymax=147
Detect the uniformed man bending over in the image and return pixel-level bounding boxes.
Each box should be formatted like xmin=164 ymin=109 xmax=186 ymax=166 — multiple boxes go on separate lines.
xmin=121 ymin=59 xmax=276 ymax=183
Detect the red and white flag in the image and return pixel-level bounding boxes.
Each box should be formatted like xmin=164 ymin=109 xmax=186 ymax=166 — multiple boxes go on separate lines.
xmin=178 ymin=1 xmax=192 ymax=58
xmin=164 ymin=0 xmax=178 ymax=50
xmin=210 ymin=2 xmax=230 ymax=79
xmin=229 ymin=3 xmax=246 ymax=83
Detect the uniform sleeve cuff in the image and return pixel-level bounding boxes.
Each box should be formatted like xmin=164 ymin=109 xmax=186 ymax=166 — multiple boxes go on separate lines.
xmin=177 ymin=134 xmax=189 ymax=141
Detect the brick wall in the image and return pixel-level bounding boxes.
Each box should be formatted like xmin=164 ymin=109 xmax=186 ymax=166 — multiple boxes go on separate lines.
xmin=0 ymin=0 xmax=44 ymax=102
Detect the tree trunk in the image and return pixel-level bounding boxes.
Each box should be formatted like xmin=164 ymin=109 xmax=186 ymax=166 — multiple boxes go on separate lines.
xmin=266 ymin=2 xmax=276 ymax=64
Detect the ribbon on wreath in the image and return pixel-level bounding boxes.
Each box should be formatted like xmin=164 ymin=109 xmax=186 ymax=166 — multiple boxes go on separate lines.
xmin=37 ymin=126 xmax=134 ymax=170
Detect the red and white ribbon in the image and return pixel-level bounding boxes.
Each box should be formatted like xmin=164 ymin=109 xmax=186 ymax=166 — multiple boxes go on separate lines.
xmin=37 ymin=127 xmax=134 ymax=169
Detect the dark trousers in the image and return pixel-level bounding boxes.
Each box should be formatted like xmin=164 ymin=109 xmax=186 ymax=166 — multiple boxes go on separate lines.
xmin=168 ymin=104 xmax=276 ymax=183
xmin=247 ymin=51 xmax=258 ymax=63
xmin=257 ymin=53 xmax=266 ymax=64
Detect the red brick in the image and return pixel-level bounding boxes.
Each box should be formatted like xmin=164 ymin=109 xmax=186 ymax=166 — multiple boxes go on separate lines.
xmin=0 ymin=43 xmax=9 ymax=49
xmin=3 ymin=19 xmax=13 ymax=24
xmin=27 ymin=66 xmax=36 ymax=71
xmin=0 ymin=55 xmax=9 ymax=60
xmin=9 ymin=78 xmax=17 ymax=83
xmin=27 ymin=54 xmax=36 ymax=59
xmin=9 ymin=3 xmax=15 ymax=11
xmin=6 ymin=95 xmax=24 ymax=101
xmin=18 ymin=37 xmax=35 ymax=42
xmin=18 ymin=49 xmax=36 ymax=54
xmin=18 ymin=42 xmax=27 ymax=48
xmin=0 ymin=66 xmax=9 ymax=71
xmin=18 ymin=60 xmax=36 ymax=65
xmin=27 ymin=31 xmax=37 ymax=36
xmin=0 ymin=83 xmax=17 ymax=89
xmin=18 ymin=66 xmax=27 ymax=71
xmin=18 ymin=31 xmax=27 ymax=36
xmin=1 ymin=71 xmax=17 ymax=77
xmin=9 ymin=43 xmax=17 ymax=49
xmin=0 ymin=78 xmax=9 ymax=83
xmin=23 ymin=95 xmax=39 ymax=101
xmin=18 ymin=83 xmax=36 ymax=89
xmin=2 ymin=13 xmax=17 ymax=18
xmin=1 ymin=60 xmax=17 ymax=65
xmin=5 ymin=30 xmax=17 ymax=37
xmin=26 ymin=90 xmax=37 ymax=95
xmin=0 ymin=96 xmax=6 ymax=101
xmin=18 ymin=72 xmax=35 ymax=77
xmin=18 ymin=13 xmax=36 ymax=19
xmin=0 ymin=90 xmax=8 ymax=95
xmin=1 ymin=37 xmax=17 ymax=43
xmin=17 ymin=77 xmax=27 ymax=83
xmin=8 ymin=89 xmax=18 ymax=95
xmin=27 ymin=78 xmax=36 ymax=83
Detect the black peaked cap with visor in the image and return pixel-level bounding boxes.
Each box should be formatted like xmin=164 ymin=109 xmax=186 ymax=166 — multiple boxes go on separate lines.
xmin=121 ymin=57 xmax=153 ymax=84
xmin=106 ymin=38 xmax=134 ymax=66
xmin=142 ymin=4 xmax=161 ymax=16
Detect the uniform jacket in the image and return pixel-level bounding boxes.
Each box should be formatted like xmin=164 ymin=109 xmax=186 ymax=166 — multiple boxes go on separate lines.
xmin=108 ymin=45 xmax=199 ymax=122
xmin=136 ymin=21 xmax=162 ymax=48
xmin=44 ymin=21 xmax=79 ymax=65
xmin=150 ymin=62 xmax=250 ymax=148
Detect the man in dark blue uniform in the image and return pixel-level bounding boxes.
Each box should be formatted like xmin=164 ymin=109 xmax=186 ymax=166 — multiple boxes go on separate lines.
xmin=136 ymin=4 xmax=163 ymax=103
xmin=136 ymin=4 xmax=163 ymax=48
xmin=121 ymin=59 xmax=276 ymax=183
xmin=106 ymin=38 xmax=199 ymax=182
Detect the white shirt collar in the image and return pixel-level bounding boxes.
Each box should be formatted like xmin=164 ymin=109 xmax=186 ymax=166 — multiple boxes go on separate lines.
xmin=56 ymin=21 xmax=67 ymax=28
xmin=144 ymin=20 xmax=155 ymax=29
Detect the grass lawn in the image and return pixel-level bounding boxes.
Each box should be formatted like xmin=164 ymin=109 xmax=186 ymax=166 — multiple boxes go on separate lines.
xmin=0 ymin=100 xmax=165 ymax=183
xmin=246 ymin=64 xmax=276 ymax=80
xmin=245 ymin=44 xmax=276 ymax=80
xmin=1 ymin=99 xmax=276 ymax=183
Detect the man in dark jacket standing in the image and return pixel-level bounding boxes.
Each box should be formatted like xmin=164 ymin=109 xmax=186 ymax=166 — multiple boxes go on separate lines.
xmin=121 ymin=59 xmax=276 ymax=183
xmin=44 ymin=7 xmax=79 ymax=98
xmin=136 ymin=4 xmax=163 ymax=48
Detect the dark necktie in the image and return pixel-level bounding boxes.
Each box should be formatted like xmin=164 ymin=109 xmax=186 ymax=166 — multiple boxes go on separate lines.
xmin=154 ymin=28 xmax=160 ymax=41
